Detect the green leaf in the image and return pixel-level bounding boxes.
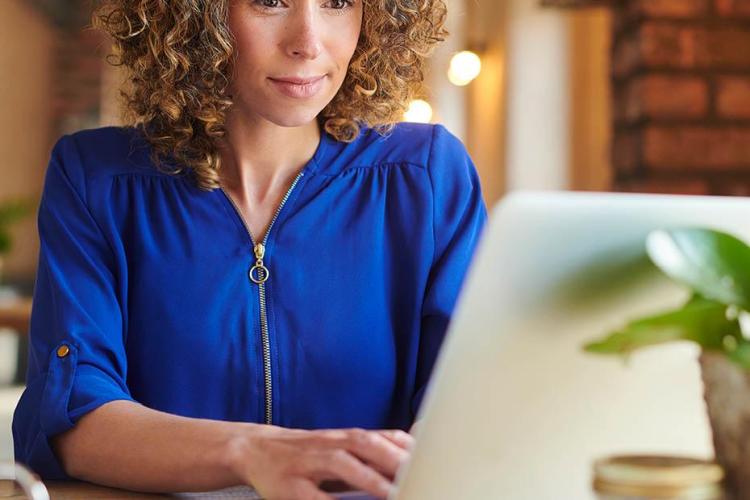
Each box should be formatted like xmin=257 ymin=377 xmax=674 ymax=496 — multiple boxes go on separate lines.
xmin=0 ymin=230 xmax=9 ymax=254
xmin=584 ymin=297 xmax=740 ymax=356
xmin=0 ymin=200 xmax=32 ymax=255
xmin=0 ymin=200 xmax=31 ymax=226
xmin=646 ymin=228 xmax=750 ymax=309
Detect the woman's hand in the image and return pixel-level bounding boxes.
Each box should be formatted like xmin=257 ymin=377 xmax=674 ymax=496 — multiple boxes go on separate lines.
xmin=230 ymin=426 xmax=415 ymax=500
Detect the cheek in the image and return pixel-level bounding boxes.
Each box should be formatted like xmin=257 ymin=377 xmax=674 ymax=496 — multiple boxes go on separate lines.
xmin=234 ymin=42 xmax=266 ymax=76
xmin=330 ymin=17 xmax=362 ymax=67
xmin=227 ymin=12 xmax=273 ymax=76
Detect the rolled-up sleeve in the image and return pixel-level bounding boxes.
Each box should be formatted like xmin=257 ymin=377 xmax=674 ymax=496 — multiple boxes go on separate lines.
xmin=12 ymin=135 xmax=134 ymax=479
xmin=411 ymin=125 xmax=488 ymax=418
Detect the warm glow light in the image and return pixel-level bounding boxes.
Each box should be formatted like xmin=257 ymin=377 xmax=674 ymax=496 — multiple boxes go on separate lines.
xmin=403 ymin=99 xmax=433 ymax=123
xmin=448 ymin=50 xmax=482 ymax=86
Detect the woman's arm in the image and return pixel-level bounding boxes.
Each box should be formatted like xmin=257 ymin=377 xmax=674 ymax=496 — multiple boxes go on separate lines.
xmin=55 ymin=400 xmax=413 ymax=499
xmin=54 ymin=400 xmax=243 ymax=492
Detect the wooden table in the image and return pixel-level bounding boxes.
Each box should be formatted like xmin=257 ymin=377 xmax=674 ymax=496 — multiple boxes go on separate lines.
xmin=0 ymin=298 xmax=32 ymax=334
xmin=0 ymin=481 xmax=369 ymax=499
xmin=0 ymin=481 xmax=266 ymax=499
xmin=0 ymin=481 xmax=168 ymax=499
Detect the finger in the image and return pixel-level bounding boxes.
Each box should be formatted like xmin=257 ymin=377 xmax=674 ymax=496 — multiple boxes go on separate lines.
xmin=313 ymin=449 xmax=393 ymax=499
xmin=377 ymin=430 xmax=415 ymax=451
xmin=290 ymin=479 xmax=336 ymax=500
xmin=343 ymin=429 xmax=408 ymax=479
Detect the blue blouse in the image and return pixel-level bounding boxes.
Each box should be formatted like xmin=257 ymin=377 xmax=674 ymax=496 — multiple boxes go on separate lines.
xmin=12 ymin=123 xmax=487 ymax=479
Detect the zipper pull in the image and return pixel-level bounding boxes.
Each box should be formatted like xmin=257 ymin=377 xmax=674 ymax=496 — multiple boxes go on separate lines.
xmin=249 ymin=243 xmax=270 ymax=284
xmin=254 ymin=243 xmax=265 ymax=260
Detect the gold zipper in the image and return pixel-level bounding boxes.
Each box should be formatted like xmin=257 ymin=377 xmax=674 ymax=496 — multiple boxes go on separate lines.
xmin=220 ymin=171 xmax=305 ymax=424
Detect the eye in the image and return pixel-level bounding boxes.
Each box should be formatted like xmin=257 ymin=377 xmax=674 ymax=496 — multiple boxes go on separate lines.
xmin=255 ymin=0 xmax=282 ymax=7
xmin=327 ymin=0 xmax=354 ymax=9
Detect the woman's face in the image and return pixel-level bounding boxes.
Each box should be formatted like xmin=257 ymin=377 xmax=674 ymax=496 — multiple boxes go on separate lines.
xmin=227 ymin=0 xmax=364 ymax=128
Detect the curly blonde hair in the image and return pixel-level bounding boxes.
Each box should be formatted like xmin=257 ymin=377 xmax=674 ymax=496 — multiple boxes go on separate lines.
xmin=94 ymin=0 xmax=448 ymax=190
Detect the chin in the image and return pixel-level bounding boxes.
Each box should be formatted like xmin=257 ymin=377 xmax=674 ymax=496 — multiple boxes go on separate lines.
xmin=265 ymin=108 xmax=325 ymax=129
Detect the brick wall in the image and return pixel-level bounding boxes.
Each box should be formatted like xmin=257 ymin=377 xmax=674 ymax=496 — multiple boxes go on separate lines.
xmin=52 ymin=6 xmax=107 ymax=136
xmin=612 ymin=0 xmax=750 ymax=195
xmin=54 ymin=26 xmax=107 ymax=135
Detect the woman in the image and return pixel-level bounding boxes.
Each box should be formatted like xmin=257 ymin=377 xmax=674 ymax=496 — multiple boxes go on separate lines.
xmin=13 ymin=0 xmax=486 ymax=498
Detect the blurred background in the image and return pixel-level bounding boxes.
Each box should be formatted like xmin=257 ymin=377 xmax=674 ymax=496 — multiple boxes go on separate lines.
xmin=2 ymin=0 xmax=750 ymax=461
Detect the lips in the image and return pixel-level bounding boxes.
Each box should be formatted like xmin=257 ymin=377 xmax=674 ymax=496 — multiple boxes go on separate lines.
xmin=271 ymin=76 xmax=326 ymax=85
xmin=268 ymin=75 xmax=327 ymax=99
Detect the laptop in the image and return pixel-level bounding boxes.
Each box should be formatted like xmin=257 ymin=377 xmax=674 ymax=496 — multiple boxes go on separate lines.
xmin=179 ymin=191 xmax=750 ymax=499
xmin=394 ymin=191 xmax=750 ymax=499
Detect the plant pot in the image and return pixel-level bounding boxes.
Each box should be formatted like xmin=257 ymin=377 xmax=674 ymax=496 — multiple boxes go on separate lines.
xmin=700 ymin=351 xmax=750 ymax=499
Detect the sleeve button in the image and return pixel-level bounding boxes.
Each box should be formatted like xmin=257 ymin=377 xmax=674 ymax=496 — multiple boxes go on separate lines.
xmin=56 ymin=345 xmax=70 ymax=358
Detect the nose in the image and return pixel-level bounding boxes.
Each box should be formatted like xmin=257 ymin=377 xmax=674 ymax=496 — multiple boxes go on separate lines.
xmin=282 ymin=9 xmax=323 ymax=60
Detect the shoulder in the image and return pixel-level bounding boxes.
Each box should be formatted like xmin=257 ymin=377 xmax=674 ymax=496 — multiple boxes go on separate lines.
xmin=372 ymin=124 xmax=482 ymax=213
xmin=51 ymin=127 xmax=166 ymax=185
xmin=320 ymin=122 xmax=470 ymax=175
xmin=361 ymin=123 xmax=478 ymax=189
xmin=44 ymin=127 xmax=177 ymax=209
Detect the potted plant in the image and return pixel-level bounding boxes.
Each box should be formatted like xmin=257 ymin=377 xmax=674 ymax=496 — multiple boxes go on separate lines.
xmin=0 ymin=200 xmax=31 ymax=287
xmin=586 ymin=227 xmax=750 ymax=498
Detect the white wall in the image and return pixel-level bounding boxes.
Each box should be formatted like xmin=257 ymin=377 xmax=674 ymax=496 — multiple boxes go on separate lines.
xmin=466 ymin=0 xmax=509 ymax=206
xmin=427 ymin=0 xmax=468 ymax=142
xmin=504 ymin=0 xmax=571 ymax=192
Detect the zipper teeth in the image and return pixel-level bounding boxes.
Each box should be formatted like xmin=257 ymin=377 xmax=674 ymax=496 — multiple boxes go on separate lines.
xmin=258 ymin=172 xmax=305 ymax=424
xmin=219 ymin=171 xmax=305 ymax=425
xmin=258 ymin=281 xmax=272 ymax=424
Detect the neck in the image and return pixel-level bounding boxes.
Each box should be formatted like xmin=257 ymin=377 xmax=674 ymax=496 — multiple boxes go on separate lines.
xmin=218 ymin=111 xmax=321 ymax=204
